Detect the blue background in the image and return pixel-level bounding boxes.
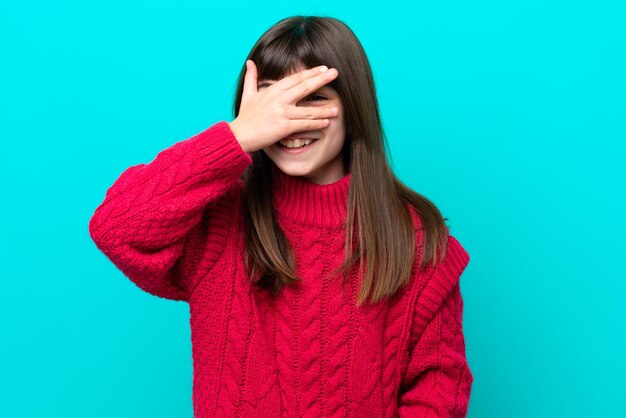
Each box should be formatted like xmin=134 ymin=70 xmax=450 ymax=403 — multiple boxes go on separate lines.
xmin=1 ymin=1 xmax=625 ymax=417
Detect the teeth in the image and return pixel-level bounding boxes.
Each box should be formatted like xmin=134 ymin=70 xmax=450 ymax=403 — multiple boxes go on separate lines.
xmin=279 ymin=138 xmax=314 ymax=148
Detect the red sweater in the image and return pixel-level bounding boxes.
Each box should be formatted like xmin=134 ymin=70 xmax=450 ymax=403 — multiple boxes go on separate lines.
xmin=88 ymin=120 xmax=473 ymax=417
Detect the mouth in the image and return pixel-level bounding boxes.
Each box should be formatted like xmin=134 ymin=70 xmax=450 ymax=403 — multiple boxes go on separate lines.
xmin=276 ymin=138 xmax=319 ymax=154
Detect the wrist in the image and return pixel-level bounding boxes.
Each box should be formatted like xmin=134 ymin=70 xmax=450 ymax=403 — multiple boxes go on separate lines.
xmin=227 ymin=120 xmax=251 ymax=153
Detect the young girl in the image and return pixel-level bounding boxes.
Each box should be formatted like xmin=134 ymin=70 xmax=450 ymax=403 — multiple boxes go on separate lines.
xmin=89 ymin=15 xmax=473 ymax=417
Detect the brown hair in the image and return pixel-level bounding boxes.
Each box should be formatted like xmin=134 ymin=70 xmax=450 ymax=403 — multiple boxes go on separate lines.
xmin=232 ymin=15 xmax=450 ymax=306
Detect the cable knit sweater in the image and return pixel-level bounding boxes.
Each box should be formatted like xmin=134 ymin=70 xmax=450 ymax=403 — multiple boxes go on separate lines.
xmin=88 ymin=120 xmax=473 ymax=417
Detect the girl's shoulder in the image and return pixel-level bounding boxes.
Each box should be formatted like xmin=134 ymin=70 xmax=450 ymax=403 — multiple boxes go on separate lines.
xmin=403 ymin=200 xmax=470 ymax=276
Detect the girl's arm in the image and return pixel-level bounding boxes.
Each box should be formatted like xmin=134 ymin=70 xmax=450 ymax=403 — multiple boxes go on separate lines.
xmin=398 ymin=235 xmax=473 ymax=417
xmin=88 ymin=121 xmax=252 ymax=302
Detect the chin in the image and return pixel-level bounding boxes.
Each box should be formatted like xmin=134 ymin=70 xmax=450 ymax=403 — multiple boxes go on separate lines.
xmin=275 ymin=164 xmax=313 ymax=177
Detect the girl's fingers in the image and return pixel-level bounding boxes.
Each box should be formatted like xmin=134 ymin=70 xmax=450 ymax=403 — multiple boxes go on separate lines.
xmin=241 ymin=60 xmax=258 ymax=101
xmin=272 ymin=65 xmax=330 ymax=92
xmin=283 ymin=68 xmax=338 ymax=104
xmin=285 ymin=105 xmax=338 ymax=120
xmin=288 ymin=117 xmax=330 ymax=133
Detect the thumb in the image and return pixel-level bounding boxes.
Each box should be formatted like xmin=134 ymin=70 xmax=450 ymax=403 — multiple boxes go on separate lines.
xmin=242 ymin=60 xmax=257 ymax=100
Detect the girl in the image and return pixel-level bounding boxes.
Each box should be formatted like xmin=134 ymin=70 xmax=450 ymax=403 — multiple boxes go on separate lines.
xmin=89 ymin=15 xmax=473 ymax=417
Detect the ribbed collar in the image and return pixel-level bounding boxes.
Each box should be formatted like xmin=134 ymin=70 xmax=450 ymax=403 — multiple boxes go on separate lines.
xmin=271 ymin=165 xmax=351 ymax=229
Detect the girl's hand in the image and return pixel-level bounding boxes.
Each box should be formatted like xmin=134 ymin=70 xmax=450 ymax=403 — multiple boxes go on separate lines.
xmin=228 ymin=60 xmax=339 ymax=153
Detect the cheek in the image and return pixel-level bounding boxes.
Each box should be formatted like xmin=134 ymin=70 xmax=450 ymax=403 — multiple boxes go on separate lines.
xmin=328 ymin=111 xmax=344 ymax=131
xmin=261 ymin=145 xmax=279 ymax=158
xmin=330 ymin=115 xmax=345 ymax=143
xmin=327 ymin=118 xmax=345 ymax=151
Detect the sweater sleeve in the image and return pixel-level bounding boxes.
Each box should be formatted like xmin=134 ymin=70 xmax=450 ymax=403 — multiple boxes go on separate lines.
xmin=398 ymin=234 xmax=473 ymax=417
xmin=88 ymin=120 xmax=252 ymax=302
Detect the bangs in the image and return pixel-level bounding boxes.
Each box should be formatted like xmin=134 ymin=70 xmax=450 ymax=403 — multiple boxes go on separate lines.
xmin=253 ymin=29 xmax=330 ymax=82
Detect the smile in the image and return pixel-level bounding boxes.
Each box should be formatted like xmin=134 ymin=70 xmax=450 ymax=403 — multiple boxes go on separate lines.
xmin=277 ymin=138 xmax=319 ymax=154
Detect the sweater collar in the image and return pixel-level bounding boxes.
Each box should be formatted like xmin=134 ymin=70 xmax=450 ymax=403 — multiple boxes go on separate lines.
xmin=271 ymin=165 xmax=351 ymax=229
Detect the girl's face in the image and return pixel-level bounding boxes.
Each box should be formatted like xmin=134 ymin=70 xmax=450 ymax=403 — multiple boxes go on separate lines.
xmin=259 ymin=68 xmax=347 ymax=185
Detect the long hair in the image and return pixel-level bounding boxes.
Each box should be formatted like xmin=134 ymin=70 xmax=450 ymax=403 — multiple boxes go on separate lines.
xmin=232 ymin=15 xmax=449 ymax=306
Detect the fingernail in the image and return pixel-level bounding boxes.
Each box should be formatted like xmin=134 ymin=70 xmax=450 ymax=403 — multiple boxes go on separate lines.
xmin=319 ymin=66 xmax=329 ymax=72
